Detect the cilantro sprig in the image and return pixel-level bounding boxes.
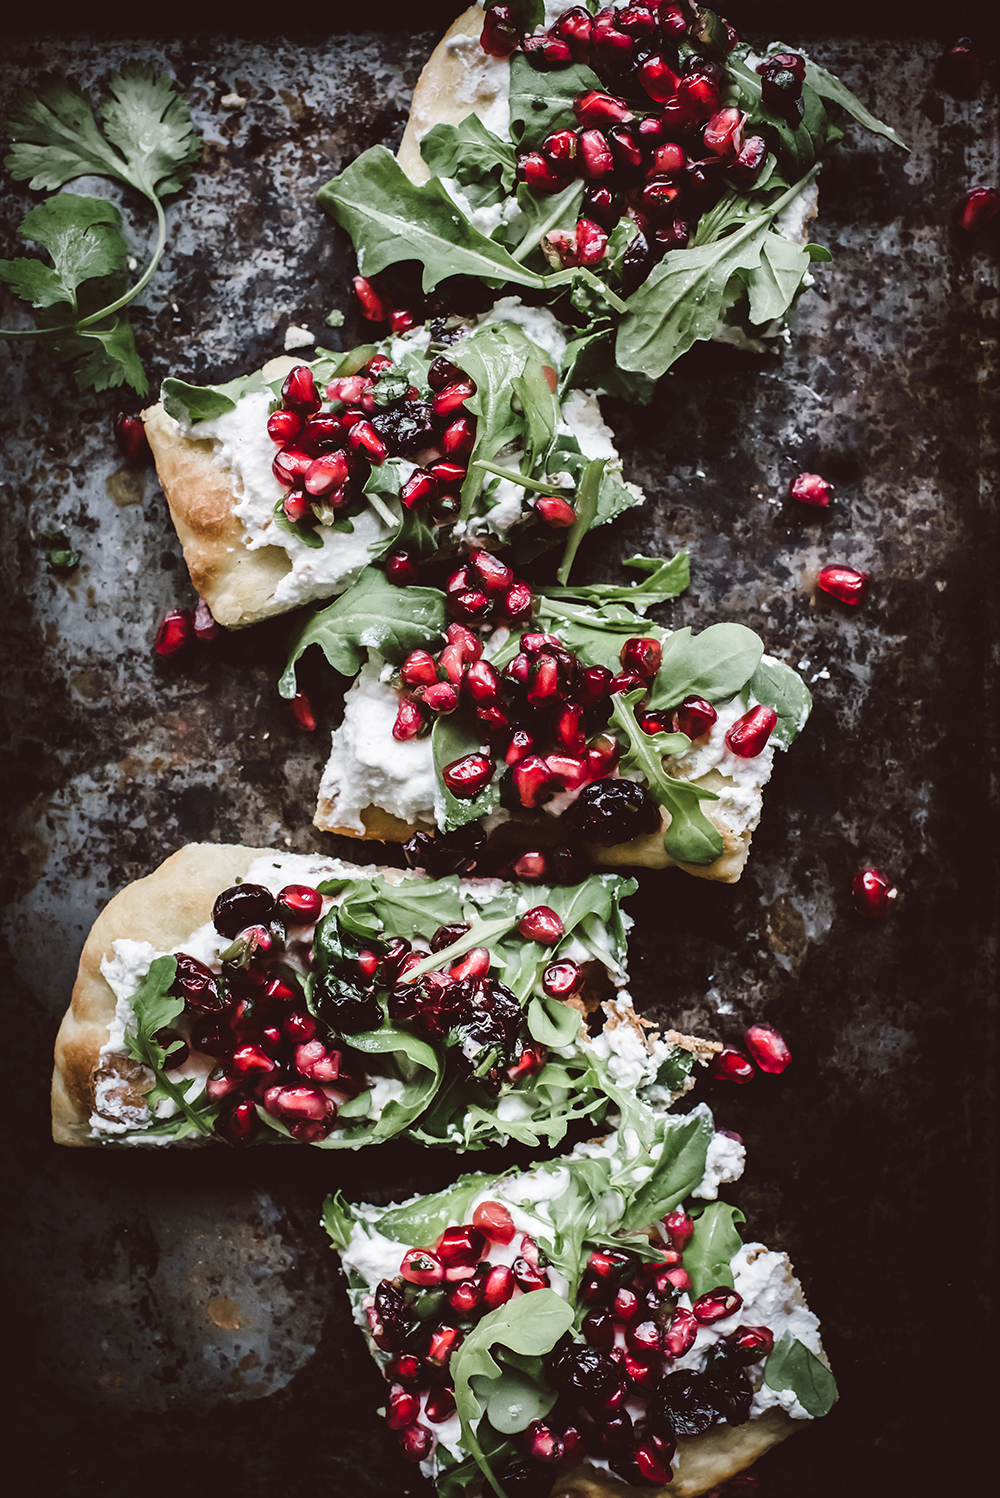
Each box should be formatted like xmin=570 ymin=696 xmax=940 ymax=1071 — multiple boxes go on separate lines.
xmin=0 ymin=63 xmax=200 ymax=394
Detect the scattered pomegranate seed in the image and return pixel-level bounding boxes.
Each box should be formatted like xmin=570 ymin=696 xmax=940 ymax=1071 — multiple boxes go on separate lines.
xmin=939 ymin=37 xmax=983 ymax=96
xmin=626 ymin=1318 xmax=664 ymax=1356
xmin=113 ymin=411 xmax=151 ymax=462
xmin=663 ymin=1305 xmax=698 ymax=1359
xmin=703 ymin=106 xmax=745 ymax=156
xmin=215 ymin=1098 xmax=258 ymax=1146
xmin=620 ymin=637 xmax=662 ymax=680
xmin=326 ymin=374 xmax=371 ymax=404
xmin=393 ymin=698 xmax=426 ymax=741
xmin=437 ymin=1224 xmax=487 ymax=1267
xmin=483 ymin=1264 xmax=516 ymax=1309
xmin=955 ymin=185 xmax=1000 ymax=234
xmin=711 ymin=1046 xmax=756 ymax=1084
xmin=663 ymin=1209 xmax=694 ymax=1250
xmin=817 ymin=563 xmax=871 ymax=605
xmin=286 ymin=689 xmax=317 ymax=732
xmin=442 ymin=414 xmax=476 ymax=458
xmin=512 ymin=1255 xmax=549 ymax=1291
xmin=725 ymin=705 xmax=777 ymax=757
xmin=399 ymin=1248 xmax=444 ymax=1286
xmin=427 ymin=1323 xmax=464 ymax=1366
xmin=524 ymin=1420 xmax=564 ymax=1464
xmin=275 ymin=884 xmax=323 ymax=923
xmin=534 ymin=493 xmax=577 ymax=527
xmin=574 ymin=89 xmax=633 ymax=127
xmin=481 ymin=3 xmax=521 ymax=57
xmin=424 ymin=1385 xmax=457 ymax=1423
xmin=672 ymin=695 xmax=716 ymax=739
xmin=441 ymin=752 xmax=494 ymax=798
xmin=502 ymin=579 xmax=535 ymax=623
xmin=789 ymin=471 xmax=834 ymax=507
xmin=422 ymin=681 xmax=459 ymax=715
xmin=578 ymin=129 xmax=615 ymax=180
xmin=744 ymin=1022 xmax=791 ymax=1074
xmin=729 ymin=132 xmax=768 ymax=187
xmin=266 ymin=408 xmax=303 ymax=444
xmin=401 ymin=649 xmax=438 ymax=687
xmin=505 ymin=728 xmax=535 ymax=767
xmin=542 ymin=958 xmax=582 ymax=997
xmin=852 ymin=866 xmax=898 ymax=918
xmin=518 ymin=906 xmax=565 ymax=944
xmin=272 ymin=446 xmax=315 ymax=487
xmin=154 ymin=608 xmax=194 ymax=656
xmin=353 ymin=275 xmax=392 ymax=322
xmin=397 ymin=1423 xmax=434 ymax=1462
xmin=609 ymin=668 xmax=646 ymax=695
xmin=692 ymin=1286 xmax=743 ymax=1324
xmin=634 ymin=1437 xmax=674 ymax=1484
xmin=192 ymin=597 xmax=221 ymax=642
xmin=638 ymin=53 xmax=681 ymax=102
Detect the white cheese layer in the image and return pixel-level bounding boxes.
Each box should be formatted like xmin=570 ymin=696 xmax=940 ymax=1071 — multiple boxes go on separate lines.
xmin=660 ymin=693 xmax=776 ymax=840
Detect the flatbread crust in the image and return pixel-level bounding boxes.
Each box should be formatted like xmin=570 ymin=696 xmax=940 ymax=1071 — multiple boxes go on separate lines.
xmin=397 ymin=6 xmax=494 ymax=184
xmin=142 ymin=356 xmax=303 ymax=629
xmin=52 ymin=842 xmax=271 ymax=1145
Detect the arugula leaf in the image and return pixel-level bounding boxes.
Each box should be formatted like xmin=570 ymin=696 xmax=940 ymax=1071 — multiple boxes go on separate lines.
xmin=686 ymin=1201 xmax=746 ymax=1297
xmin=120 ymin=954 xmax=213 ymax=1137
xmin=764 ymin=1333 xmax=838 ymax=1417
xmin=455 ymin=323 xmax=533 ymax=520
xmin=322 ymin=1191 xmax=355 ymax=1251
xmin=431 ymin=712 xmax=500 ymax=833
xmin=745 ymin=232 xmax=813 ymax=326
xmin=749 ymin=656 xmax=813 ymax=748
xmin=646 ymin=623 xmax=764 ymax=711
xmin=374 ymin=1172 xmax=494 ymax=1248
xmin=452 ymin=1291 xmax=574 ymax=1496
xmin=279 ymin=567 xmax=446 ymax=697
xmin=160 ymin=367 xmax=270 ymax=424
xmin=556 ymin=457 xmax=605 ymax=585
xmin=610 ymin=690 xmax=725 ymax=864
xmin=800 ymin=55 xmax=908 ymax=151
xmin=0 ymin=194 xmax=126 ymax=309
xmin=271 ymin=495 xmax=323 ymax=549
xmin=527 ymin=995 xmax=583 ymax=1048
xmin=504 ymin=179 xmax=583 ymax=266
xmin=507 ymin=52 xmax=603 ymax=150
xmin=420 ymin=115 xmax=516 ymax=206
xmin=331 ymin=1027 xmax=443 ymax=1143
xmin=540 ymin=552 xmax=689 ymax=611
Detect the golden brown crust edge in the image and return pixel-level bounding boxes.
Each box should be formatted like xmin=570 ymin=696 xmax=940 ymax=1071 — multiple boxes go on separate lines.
xmin=52 ymin=843 xmax=271 ymax=1145
xmin=142 ymin=356 xmax=301 ymax=630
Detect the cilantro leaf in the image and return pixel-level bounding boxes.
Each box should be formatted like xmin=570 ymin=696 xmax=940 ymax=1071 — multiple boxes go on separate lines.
xmin=55 ymin=310 xmax=148 ymax=395
xmin=0 ymin=193 xmax=126 ymax=309
xmin=32 ymin=527 xmax=80 ymax=571
xmin=99 ymin=60 xmax=201 ymax=198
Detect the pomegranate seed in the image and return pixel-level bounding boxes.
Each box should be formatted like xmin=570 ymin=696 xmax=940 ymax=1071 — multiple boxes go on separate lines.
xmin=789 ymin=471 xmax=833 ymax=507
xmin=264 ymin=1084 xmax=330 ymax=1122
xmin=546 ymin=753 xmax=588 ymax=791
xmin=386 ymin=548 xmax=420 ymax=587
xmin=283 ymin=490 xmax=313 ymax=525
xmin=390 ymin=308 xmax=418 ymax=334
xmin=518 ymin=906 xmax=565 ymax=945
xmin=729 ymin=132 xmax=768 ymax=187
xmin=577 ymin=667 xmax=612 ymax=708
xmin=527 ymin=654 xmax=563 ymax=704
xmin=593 ymin=22 xmax=632 ymax=68
xmin=852 ymin=865 xmax=898 ymax=918
xmin=656 ymin=214 xmax=694 ymax=254
xmin=286 ymin=689 xmax=317 ymax=732
xmin=353 ymin=275 xmax=392 ymax=322
xmin=634 ymin=1437 xmax=674 ymax=1484
xmin=618 ymin=2 xmax=656 ymax=37
xmin=473 ymin=1200 xmax=516 ymax=1245
xmin=620 ymin=637 xmax=661 ymax=680
xmin=607 ymin=123 xmax=644 ymax=174
xmin=401 ymin=649 xmax=439 ymax=687
xmin=468 ymin=549 xmax=513 ymax=594
xmin=542 ymin=128 xmax=578 ymax=169
xmin=187 ymin=597 xmax=220 ymax=645
xmin=397 ymin=1423 xmax=434 ymax=1463
xmin=325 ymin=375 xmax=372 ymax=403
xmin=518 ymin=149 xmax=571 ymax=193
xmin=612 ymin=1285 xmax=640 ymax=1322
xmin=505 ymin=729 xmax=535 ymax=766
xmin=609 ymin=669 xmax=645 ymax=695
xmin=442 ymin=414 xmax=476 ymax=458
xmin=574 ymin=90 xmax=632 ymax=128
xmin=679 ymin=72 xmax=720 ymax=119
xmin=711 ymin=1046 xmax=755 ymax=1084
xmin=274 ymin=884 xmax=323 ymax=924
xmin=386 ymin=1354 xmax=422 ymax=1387
xmin=554 ymin=7 xmax=593 ymax=56
xmin=437 ymin=1225 xmax=487 ymax=1268
xmin=113 ymin=410 xmax=151 ymax=462
xmin=726 ymin=1325 xmax=776 ymax=1364
xmin=540 ymin=959 xmax=581 ymax=998
xmin=283 ymin=1011 xmax=317 ymax=1044
xmin=512 ymin=755 xmax=560 ymax=808
xmin=578 ymin=129 xmax=615 ymax=180
xmin=448 ymin=588 xmax=490 ymax=623
xmin=438 ymin=642 xmax=466 ymax=684
xmin=506 ymin=1043 xmax=547 ymax=1083
xmin=348 ymin=420 xmax=388 ymax=464
xmin=524 ymin=32 xmax=573 ymax=67
xmin=663 ymin=1210 xmax=694 ymax=1250
xmin=817 ymin=563 xmax=870 ymax=605
xmin=420 ymin=1385 xmax=455 ymax=1424
xmin=154 ymin=607 xmax=196 ymax=657
xmin=939 ymin=37 xmax=983 ymax=96
xmin=400 ymin=1248 xmax=444 ymax=1286
xmin=205 ymin=1065 xmax=241 ymax=1103
xmin=581 ymin=1308 xmax=615 ymax=1349
xmin=483 ymin=1264 xmax=516 ymax=1310
xmin=725 ymin=705 xmax=777 ymax=757
xmin=432 ymin=380 xmax=475 ymax=418
xmin=427 ymin=1324 xmax=464 ymax=1366
xmin=303 ymin=451 xmax=349 ymax=496
xmin=955 ymin=185 xmax=1000 ymax=233
xmin=481 ymin=3 xmax=521 ymax=58
xmin=442 ymin=753 xmax=494 ymax=798
xmin=399 ymin=468 xmax=439 ymax=509
xmin=501 ymin=579 xmax=534 ymax=623
xmin=447 ymin=622 xmax=483 ymax=661
xmin=422 ymin=681 xmax=459 ymax=715
xmin=663 ymin=1305 xmax=698 ymax=1358
xmin=652 ymin=142 xmax=687 ymax=174
xmin=280 ymin=366 xmax=320 ymax=414
xmin=639 ymin=54 xmax=682 ymax=103
xmin=664 ymin=1264 xmax=692 ymax=1292
xmin=703 ymin=106 xmax=745 ymax=156
xmin=386 ymin=1385 xmax=421 ymax=1431
xmin=512 ymin=1256 xmax=549 ymax=1291
xmin=623 ymin=1352 xmax=659 ymax=1391
xmin=266 ymin=408 xmax=303 ymax=445
xmin=658 ymin=2 xmax=688 ymax=35
xmin=745 ymin=1022 xmax=791 ymax=1074
xmin=626 ymin=1318 xmax=664 ymax=1356
xmin=215 ymin=1099 xmax=258 ymax=1146
xmin=524 ymin=1421 xmax=564 ymax=1464
xmin=392 ymin=698 xmax=426 ymax=741
xmin=551 ymin=703 xmax=586 ymax=753
xmin=692 ymin=1287 xmax=743 ymax=1324
xmin=463 ymin=660 xmax=501 ymax=706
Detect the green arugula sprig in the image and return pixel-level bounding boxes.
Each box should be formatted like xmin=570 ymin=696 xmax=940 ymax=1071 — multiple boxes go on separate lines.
xmin=1 ymin=64 xmax=200 ymax=394
xmin=611 ymin=688 xmax=726 ymax=864
xmin=120 ymin=955 xmax=214 ymax=1136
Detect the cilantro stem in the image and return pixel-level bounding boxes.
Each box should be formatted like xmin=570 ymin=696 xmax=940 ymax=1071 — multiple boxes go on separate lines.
xmin=473 ymin=459 xmax=567 ymax=494
xmin=0 ymin=194 xmax=167 ymax=341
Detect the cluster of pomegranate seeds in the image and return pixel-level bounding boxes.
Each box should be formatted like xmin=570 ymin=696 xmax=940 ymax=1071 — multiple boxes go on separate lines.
xmin=788 ymin=471 xmax=833 ymax=508
xmin=955 ymin=186 xmax=999 ymax=234
xmin=112 ymin=410 xmax=151 ymax=463
xmin=371 ymin=1198 xmax=776 ymax=1484
xmin=154 ymin=599 xmax=220 ymax=657
xmin=852 ymin=865 xmax=897 ymax=918
xmin=712 ymin=1023 xmax=791 ymax=1083
xmin=817 ymin=564 xmax=870 ymax=606
xmin=479 ymin=4 xmax=791 ymax=290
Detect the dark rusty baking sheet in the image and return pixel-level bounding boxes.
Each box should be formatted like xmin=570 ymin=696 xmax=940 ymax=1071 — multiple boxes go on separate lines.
xmin=1 ymin=10 xmax=997 ymax=1495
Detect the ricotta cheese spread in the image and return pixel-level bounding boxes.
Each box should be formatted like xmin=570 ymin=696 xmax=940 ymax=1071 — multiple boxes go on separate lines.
xmin=661 ymin=693 xmax=776 ymax=839
xmin=692 ymin=1129 xmax=747 ymax=1199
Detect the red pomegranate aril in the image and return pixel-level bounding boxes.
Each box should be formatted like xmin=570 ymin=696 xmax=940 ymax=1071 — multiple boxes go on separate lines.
xmin=692 ymin=1287 xmax=743 ymax=1324
xmin=464 ymin=552 xmax=509 ymax=598
xmin=612 ymin=1285 xmax=640 ymax=1323
xmin=112 ymin=410 xmax=151 ymax=463
xmin=283 ymin=1010 xmax=317 ymax=1043
xmin=584 ymin=736 xmax=620 ymax=783
xmin=542 ymin=128 xmax=578 ymax=170
xmin=400 ymin=1248 xmax=444 ymax=1286
xmin=275 ymin=884 xmax=323 ymax=924
xmin=441 ymin=414 xmax=476 ymax=459
xmin=448 ymin=945 xmax=490 ymax=985
xmin=424 ymin=1385 xmax=458 ymax=1424
xmin=578 ymin=129 xmax=615 ymax=180
xmin=530 ymin=492 xmax=576 ymax=529
xmin=462 ymin=661 xmax=500 ymax=707
xmin=518 ymin=906 xmax=564 ymax=945
xmin=447 ymin=622 xmax=483 ymax=661
xmin=348 ymin=420 xmax=388 ymax=464
xmin=326 ymin=375 xmax=372 ymax=403
xmin=386 ymin=1353 xmax=422 ymax=1388
xmin=725 ymin=705 xmax=777 ymax=758
xmin=352 ymin=275 xmax=392 ymax=322
xmin=287 ymin=689 xmax=317 ymax=733
xmin=575 ymin=666 xmax=611 ymax=709
xmin=955 ymin=185 xmax=999 ymax=233
xmin=745 ymin=1022 xmax=791 ymax=1074
xmin=626 ymin=1319 xmax=664 ymax=1356
xmin=190 ymin=1013 xmax=233 ymax=1057
xmin=678 ymin=73 xmax=720 ymax=119
xmin=620 ymin=637 xmax=661 ymax=680
xmin=501 ymin=579 xmax=535 ymax=624
xmin=512 ymin=1256 xmax=549 ymax=1291
xmin=392 ymin=699 xmax=426 ymax=742
xmin=215 ymin=1099 xmax=258 ymax=1146
xmin=205 ymin=1066 xmax=241 ymax=1104
xmin=401 ymin=650 xmax=439 ymax=688
xmin=272 ymin=447 xmax=313 ymax=488
xmin=641 ymin=174 xmax=682 ymax=220
xmin=190 ymin=597 xmax=220 ymax=644
xmin=581 ymin=1308 xmax=616 ymax=1348
xmin=266 ymin=408 xmax=302 ymax=444
xmin=512 ymin=755 xmax=558 ymax=809
xmin=789 ymin=471 xmax=833 ymax=507
xmin=472 ymin=1199 xmax=516 ymax=1245
xmin=703 ymin=106 xmax=745 ymax=156
xmin=281 ymin=490 xmax=311 ymax=525
xmin=817 ymin=563 xmax=870 ymax=605
xmin=639 ymin=54 xmax=682 ymax=103
xmin=527 ymin=655 xmax=562 ymax=706
xmin=231 ymin=1040 xmax=276 ymax=1077
xmin=553 ymin=5 xmax=593 ymax=54
xmin=658 ymin=1 xmax=688 ymax=34
xmin=385 ymin=548 xmax=420 ymax=587
xmin=634 ymin=1437 xmax=674 ymax=1485
xmin=853 ymin=866 xmax=898 ymax=918
xmin=663 ymin=1264 xmax=692 ymax=1292
xmin=663 ymin=1209 xmax=694 ymax=1250
xmin=538 ymin=961 xmax=580 ymax=1002
xmin=607 ymin=124 xmax=643 ymax=174
xmin=387 ymin=1385 xmax=421 ymax=1431
xmin=438 ymin=642 xmax=466 ymax=685
xmin=652 ymin=142 xmax=687 ymax=174
xmin=726 ymin=1325 xmax=775 ymax=1364
xmin=664 ymin=695 xmax=714 ymax=741
xmin=521 ymin=1419 xmax=562 ymax=1465
xmin=939 ymin=37 xmax=983 ymax=96
xmin=265 ymin=1084 xmax=330 ymax=1123
xmin=549 ymin=703 xmax=584 ymax=754
xmin=505 ymin=729 xmax=535 ymax=767
xmin=572 ymin=217 xmax=607 ymax=266
xmin=427 ymin=1324 xmax=464 ymax=1367
xmin=154 ymin=608 xmax=194 ymax=656
xmin=437 ymin=1225 xmax=488 ymax=1268
xmin=390 ymin=308 xmax=418 ymax=334
xmin=281 ymin=366 xmax=321 ymax=414
xmin=427 ymin=460 xmax=467 ymax=487
xmin=619 ymin=1 xmax=656 ymax=35
xmin=305 ymin=416 xmax=345 ymax=447
xmin=609 ymin=669 xmax=645 ymax=696
xmin=399 ymin=469 xmax=439 ymax=509
xmin=442 ymin=753 xmax=494 ymax=798
xmin=477 ymin=705 xmax=510 ymax=736
xmin=483 ymin=1264 xmax=516 ymax=1310
xmin=524 ymin=31 xmax=573 ymax=67
xmin=593 ymin=23 xmax=632 ymax=68
xmin=422 ymin=681 xmax=459 ymax=715
xmin=663 ymin=1305 xmax=698 ymax=1358
xmin=574 ymin=89 xmax=632 ymax=128
xmin=481 ymin=2 xmax=520 ymax=56
xmin=518 ymin=148 xmax=567 ymax=194
xmin=398 ymin=1423 xmax=434 ymax=1463
xmin=448 ymin=588 xmax=490 ymax=623
xmin=304 ymin=451 xmax=349 ymax=495
xmin=711 ymin=1046 xmax=756 ymax=1084
xmin=728 ymin=132 xmax=768 ymax=188
xmin=293 ymin=1039 xmax=341 ymax=1083
xmin=546 ymin=753 xmax=589 ymax=792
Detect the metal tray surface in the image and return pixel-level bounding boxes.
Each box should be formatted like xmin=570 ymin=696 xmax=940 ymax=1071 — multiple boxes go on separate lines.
xmin=1 ymin=14 xmax=996 ymax=1497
